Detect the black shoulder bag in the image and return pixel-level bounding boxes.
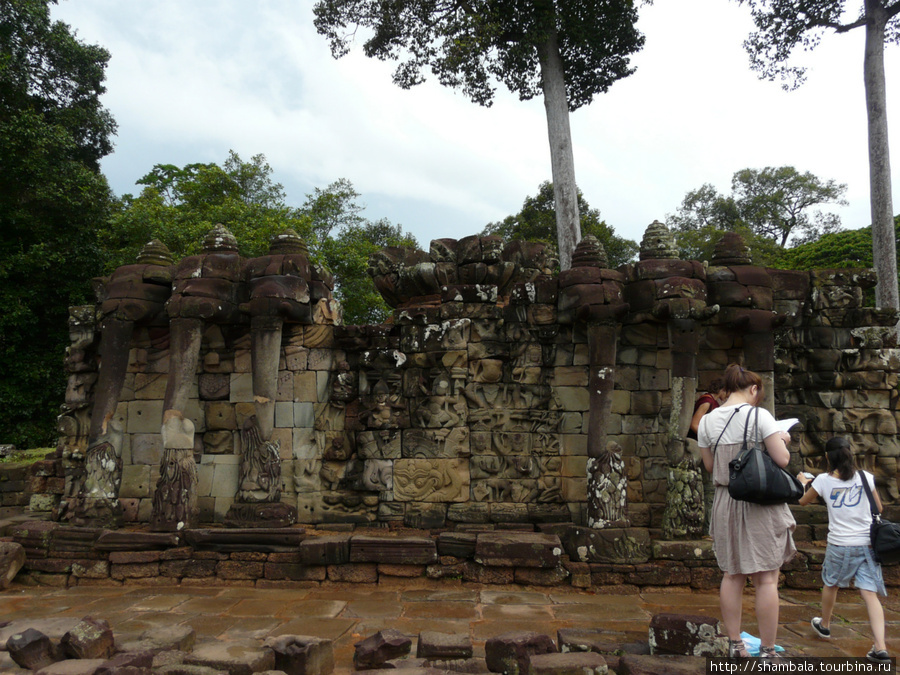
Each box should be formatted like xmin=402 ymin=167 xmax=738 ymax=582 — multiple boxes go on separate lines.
xmin=859 ymin=470 xmax=900 ymax=564
xmin=728 ymin=406 xmax=803 ymax=505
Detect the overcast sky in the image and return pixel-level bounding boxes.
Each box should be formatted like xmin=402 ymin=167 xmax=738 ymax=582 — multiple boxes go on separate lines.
xmin=51 ymin=0 xmax=900 ymax=248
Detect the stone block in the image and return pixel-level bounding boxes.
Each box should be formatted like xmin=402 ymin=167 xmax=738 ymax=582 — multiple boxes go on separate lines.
xmin=185 ymin=640 xmax=276 ymax=675
xmin=127 ymin=400 xmax=164 ymax=434
xmin=292 ymin=535 xmax=348 ymax=567
xmin=294 ymin=371 xmax=318 ymax=402
xmin=133 ymin=372 xmax=167 ymax=399
xmin=294 ymin=402 xmax=315 ymax=428
xmin=327 ymin=563 xmax=377 ymax=583
xmin=119 ymin=464 xmax=151 ymax=499
xmin=263 ymin=635 xmax=334 ymax=675
xmin=416 ymin=631 xmax=473 ymax=660
xmin=60 ymin=617 xmax=115 ymax=660
xmin=210 ymin=462 xmax=240 ymax=498
xmin=528 ymin=652 xmax=607 ymax=675
xmin=354 ymin=629 xmax=412 ymax=670
xmin=277 ymin=371 xmax=294 ymax=402
xmin=562 ymin=527 xmax=651 ymax=564
xmin=648 ymin=613 xmax=726 ymax=657
xmin=275 ymin=401 xmax=294 ymax=428
xmin=485 ymin=632 xmax=556 ymax=675
xmin=474 ymin=532 xmax=562 ymax=568
xmin=0 ymin=541 xmax=26 ymax=589
xmin=205 ymin=401 xmax=236 ymax=431
xmin=229 ymin=372 xmax=254 ymax=403
xmin=6 ymin=627 xmax=62 ymax=670
xmin=350 ymin=535 xmax=438 ymax=565
xmin=131 ymin=434 xmax=163 ymax=465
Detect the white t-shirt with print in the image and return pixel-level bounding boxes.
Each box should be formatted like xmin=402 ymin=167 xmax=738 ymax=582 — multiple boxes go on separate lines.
xmin=811 ymin=471 xmax=877 ymax=547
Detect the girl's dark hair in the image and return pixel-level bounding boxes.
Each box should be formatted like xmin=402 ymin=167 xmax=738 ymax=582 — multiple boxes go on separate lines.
xmin=708 ymin=378 xmax=725 ymax=394
xmin=825 ymin=436 xmax=856 ymax=482
xmin=723 ymin=363 xmax=763 ymax=397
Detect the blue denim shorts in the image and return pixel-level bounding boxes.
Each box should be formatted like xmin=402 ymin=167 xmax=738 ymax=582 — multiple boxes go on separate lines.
xmin=822 ymin=544 xmax=887 ymax=596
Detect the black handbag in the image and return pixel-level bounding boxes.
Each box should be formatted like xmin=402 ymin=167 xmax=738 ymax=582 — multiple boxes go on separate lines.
xmin=727 ymin=406 xmax=803 ymax=505
xmin=859 ymin=470 xmax=900 ymax=564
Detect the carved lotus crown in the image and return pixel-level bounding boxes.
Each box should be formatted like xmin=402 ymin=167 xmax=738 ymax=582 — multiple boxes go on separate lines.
xmin=269 ymin=229 xmax=309 ymax=255
xmin=639 ymin=221 xmax=678 ymax=261
xmin=203 ymin=224 xmax=239 ymax=253
xmin=137 ymin=239 xmax=174 ymax=266
xmin=571 ymin=235 xmax=608 ymax=268
xmin=711 ymin=232 xmax=752 ymax=266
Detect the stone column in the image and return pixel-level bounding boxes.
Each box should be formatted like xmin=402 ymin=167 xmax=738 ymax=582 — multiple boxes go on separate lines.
xmin=585 ymin=320 xmax=628 ymax=529
xmin=71 ymin=240 xmax=174 ymax=527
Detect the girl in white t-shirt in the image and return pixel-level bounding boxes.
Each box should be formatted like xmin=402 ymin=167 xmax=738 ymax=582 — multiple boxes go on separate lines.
xmin=797 ymin=437 xmax=889 ymax=665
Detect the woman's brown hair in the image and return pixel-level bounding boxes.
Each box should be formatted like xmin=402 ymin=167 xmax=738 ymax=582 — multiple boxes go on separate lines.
xmin=723 ymin=363 xmax=763 ymax=397
xmin=825 ymin=436 xmax=857 ymax=482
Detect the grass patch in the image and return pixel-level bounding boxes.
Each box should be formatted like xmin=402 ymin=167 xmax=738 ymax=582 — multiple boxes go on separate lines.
xmin=0 ymin=447 xmax=53 ymax=465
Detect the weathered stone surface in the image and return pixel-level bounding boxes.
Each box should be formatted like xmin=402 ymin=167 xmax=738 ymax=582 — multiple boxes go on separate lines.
xmin=184 ymin=528 xmax=305 ymax=551
xmin=138 ymin=624 xmax=196 ymax=652
xmin=33 ymin=658 xmax=109 ymax=674
xmin=614 ymin=654 xmax=705 ymax=675
xmin=298 ymin=535 xmax=351 ymax=565
xmin=6 ymin=627 xmax=62 ymax=670
xmin=474 ymin=532 xmax=562 ymax=569
xmin=354 ymin=629 xmax=412 ymax=669
xmin=484 ymin=632 xmax=556 ymax=675
xmin=648 ymin=613 xmax=726 ymax=657
xmin=416 ymin=631 xmax=473 ymax=660
xmin=263 ymin=635 xmax=334 ymax=675
xmin=561 ymin=527 xmax=651 ymax=564
xmin=95 ymin=650 xmax=155 ymax=675
xmin=527 ymin=652 xmax=608 ymax=675
xmin=184 ymin=640 xmax=276 ymax=675
xmin=0 ymin=541 xmax=26 ymax=589
xmin=60 ymin=617 xmax=115 ymax=660
xmin=350 ymin=535 xmax=438 ymax=565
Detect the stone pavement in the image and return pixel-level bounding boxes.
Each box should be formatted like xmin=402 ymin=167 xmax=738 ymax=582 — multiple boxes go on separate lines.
xmin=2 ymin=580 xmax=899 ymax=672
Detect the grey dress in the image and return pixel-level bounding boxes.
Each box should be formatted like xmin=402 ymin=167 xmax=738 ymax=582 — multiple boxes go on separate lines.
xmin=703 ymin=406 xmax=797 ymax=575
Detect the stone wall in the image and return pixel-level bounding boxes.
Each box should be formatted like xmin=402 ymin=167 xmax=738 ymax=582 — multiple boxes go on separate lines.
xmin=48 ymin=222 xmax=900 ymax=535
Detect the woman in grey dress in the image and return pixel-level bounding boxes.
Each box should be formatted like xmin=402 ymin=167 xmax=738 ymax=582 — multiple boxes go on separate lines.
xmin=698 ymin=364 xmax=796 ymax=658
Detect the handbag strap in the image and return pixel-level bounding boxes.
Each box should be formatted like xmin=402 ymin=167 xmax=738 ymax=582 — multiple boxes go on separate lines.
xmin=712 ymin=405 xmax=744 ymax=454
xmin=742 ymin=405 xmax=761 ymax=447
xmin=858 ymin=469 xmax=881 ymax=522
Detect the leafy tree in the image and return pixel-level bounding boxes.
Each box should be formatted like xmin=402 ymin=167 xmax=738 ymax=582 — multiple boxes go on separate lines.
xmin=0 ymin=0 xmax=116 ymax=448
xmin=777 ymin=215 xmax=900 ymax=270
xmin=483 ymin=181 xmax=638 ymax=267
xmin=102 ymin=151 xmax=305 ymax=267
xmin=105 ymin=156 xmax=416 ymax=325
xmin=668 ymin=167 xmax=847 ymax=264
xmin=313 ymin=0 xmax=645 ymax=270
xmin=735 ymin=0 xmax=900 ymax=315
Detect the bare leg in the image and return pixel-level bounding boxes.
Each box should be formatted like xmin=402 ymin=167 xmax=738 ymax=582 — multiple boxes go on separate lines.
xmin=860 ymin=589 xmax=887 ymax=652
xmin=752 ymin=569 xmax=781 ymax=649
xmin=820 ymin=585 xmax=839 ymax=629
xmin=720 ymin=573 xmax=748 ymax=640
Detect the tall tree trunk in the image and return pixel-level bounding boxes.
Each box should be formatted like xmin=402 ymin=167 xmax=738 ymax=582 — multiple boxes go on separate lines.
xmin=537 ymin=29 xmax=580 ymax=271
xmin=864 ymin=0 xmax=898 ymax=321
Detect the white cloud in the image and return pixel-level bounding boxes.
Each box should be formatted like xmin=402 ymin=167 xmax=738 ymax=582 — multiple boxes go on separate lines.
xmin=53 ymin=0 xmax=899 ymax=247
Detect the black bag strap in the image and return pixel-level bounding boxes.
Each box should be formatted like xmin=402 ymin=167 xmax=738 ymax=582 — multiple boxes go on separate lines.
xmin=712 ymin=405 xmax=745 ymax=454
xmin=858 ymin=469 xmax=882 ymax=522
xmin=742 ymin=405 xmax=761 ymax=448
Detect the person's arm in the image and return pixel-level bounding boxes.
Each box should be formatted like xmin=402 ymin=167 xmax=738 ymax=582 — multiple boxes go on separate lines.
xmin=798 ymin=484 xmax=820 ymax=506
xmin=690 ymin=402 xmax=711 ymax=435
xmin=699 ymin=446 xmax=713 ymax=474
xmin=763 ymin=431 xmax=792 ymax=468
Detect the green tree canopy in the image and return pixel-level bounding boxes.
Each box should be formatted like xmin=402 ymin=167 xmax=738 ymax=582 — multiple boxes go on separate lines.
xmin=482 ymin=181 xmax=638 ymax=268
xmin=668 ymin=166 xmax=847 ymax=264
xmin=104 ymin=155 xmax=417 ymax=325
xmin=313 ymin=0 xmax=645 ymax=270
xmin=0 ymin=0 xmax=116 ymax=448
